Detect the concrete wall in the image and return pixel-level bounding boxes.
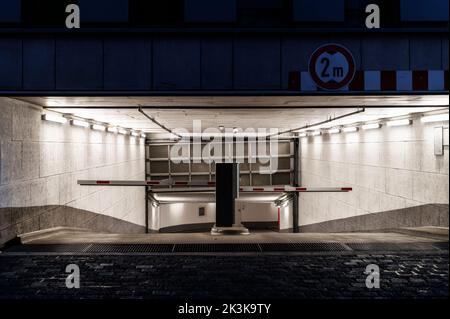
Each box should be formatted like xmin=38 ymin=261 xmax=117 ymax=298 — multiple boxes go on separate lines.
xmin=298 ymin=113 xmax=449 ymax=231
xmin=279 ymin=204 xmax=293 ymax=231
xmin=238 ymin=202 xmax=278 ymax=222
xmin=0 ymin=97 xmax=146 ymax=244
xmin=159 ymin=203 xmax=216 ymax=231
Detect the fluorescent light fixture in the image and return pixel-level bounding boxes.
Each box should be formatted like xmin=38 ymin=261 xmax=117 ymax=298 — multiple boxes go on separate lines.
xmin=71 ymin=119 xmax=89 ymax=128
xmin=141 ymin=133 xmax=147 ymax=138
xmin=131 ymin=131 xmax=139 ymax=137
xmin=421 ymin=113 xmax=449 ymax=123
xmin=310 ymin=130 xmax=321 ymax=136
xmin=41 ymin=114 xmax=67 ymax=124
xmin=298 ymin=132 xmax=307 ymax=138
xmin=107 ymin=127 xmax=118 ymax=133
xmin=118 ymin=128 xmax=128 ymax=135
xmin=362 ymin=123 xmax=381 ymax=130
xmin=343 ymin=126 xmax=358 ymax=133
xmin=327 ymin=128 xmax=341 ymax=134
xmin=92 ymin=124 xmax=106 ymax=131
xmin=386 ymin=119 xmax=412 ymax=127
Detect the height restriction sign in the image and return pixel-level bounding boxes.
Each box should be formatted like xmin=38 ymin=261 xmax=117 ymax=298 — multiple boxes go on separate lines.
xmin=308 ymin=44 xmax=356 ymax=90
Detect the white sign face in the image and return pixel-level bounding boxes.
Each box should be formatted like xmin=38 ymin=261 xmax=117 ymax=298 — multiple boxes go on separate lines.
xmin=309 ymin=44 xmax=356 ymax=90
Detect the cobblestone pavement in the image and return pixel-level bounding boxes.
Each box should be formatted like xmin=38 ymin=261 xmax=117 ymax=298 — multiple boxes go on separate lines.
xmin=0 ymin=252 xmax=448 ymax=299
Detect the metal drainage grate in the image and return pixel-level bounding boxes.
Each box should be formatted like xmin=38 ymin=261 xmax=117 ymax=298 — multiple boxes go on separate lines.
xmin=345 ymin=242 xmax=440 ymax=251
xmin=5 ymin=242 xmax=446 ymax=253
xmin=259 ymin=242 xmax=347 ymax=252
xmin=173 ymin=244 xmax=261 ymax=253
xmin=4 ymin=244 xmax=91 ymax=253
xmin=85 ymin=244 xmax=174 ymax=253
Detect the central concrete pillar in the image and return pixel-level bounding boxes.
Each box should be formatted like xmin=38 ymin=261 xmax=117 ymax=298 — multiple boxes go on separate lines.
xmin=211 ymin=163 xmax=249 ymax=235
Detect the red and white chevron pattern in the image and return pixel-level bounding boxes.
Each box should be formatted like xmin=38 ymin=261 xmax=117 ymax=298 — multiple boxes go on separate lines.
xmin=288 ymin=70 xmax=449 ymax=91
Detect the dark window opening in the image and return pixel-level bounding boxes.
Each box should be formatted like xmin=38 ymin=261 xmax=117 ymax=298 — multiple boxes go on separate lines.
xmin=0 ymin=0 xmax=21 ymax=25
xmin=237 ymin=0 xmax=291 ymax=27
xmin=78 ymin=0 xmax=129 ymax=26
xmin=22 ymin=0 xmax=78 ymax=27
xmin=184 ymin=0 xmax=236 ymax=25
xmin=129 ymin=0 xmax=184 ymax=26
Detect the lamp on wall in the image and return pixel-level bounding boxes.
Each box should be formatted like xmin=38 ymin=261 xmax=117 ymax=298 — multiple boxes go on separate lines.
xmin=41 ymin=114 xmax=67 ymax=124
xmin=362 ymin=123 xmax=381 ymax=130
xmin=343 ymin=126 xmax=358 ymax=133
xmin=92 ymin=124 xmax=106 ymax=131
xmin=421 ymin=113 xmax=449 ymax=123
xmin=386 ymin=119 xmax=412 ymax=127
xmin=326 ymin=128 xmax=341 ymax=134
xmin=70 ymin=119 xmax=89 ymax=128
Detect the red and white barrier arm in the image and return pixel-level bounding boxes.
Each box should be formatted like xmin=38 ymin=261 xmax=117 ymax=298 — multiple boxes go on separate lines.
xmin=77 ymin=180 xmax=351 ymax=192
xmin=239 ymin=186 xmax=352 ymax=192
xmin=77 ymin=180 xmax=217 ymax=186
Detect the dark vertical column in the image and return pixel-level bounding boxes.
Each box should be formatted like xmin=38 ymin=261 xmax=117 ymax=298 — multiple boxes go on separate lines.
xmin=215 ymin=163 xmax=238 ymax=227
xmin=293 ymin=138 xmax=299 ymax=233
xmin=145 ymin=186 xmax=149 ymax=234
xmin=144 ymin=140 xmax=149 ymax=234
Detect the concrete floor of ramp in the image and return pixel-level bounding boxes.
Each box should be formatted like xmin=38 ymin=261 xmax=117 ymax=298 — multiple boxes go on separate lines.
xmin=18 ymin=226 xmax=449 ymax=245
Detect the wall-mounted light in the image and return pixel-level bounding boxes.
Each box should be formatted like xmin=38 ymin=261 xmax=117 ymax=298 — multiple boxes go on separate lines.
xmin=298 ymin=132 xmax=307 ymax=138
xmin=41 ymin=114 xmax=67 ymax=124
xmin=232 ymin=127 xmax=239 ymax=134
xmin=131 ymin=131 xmax=139 ymax=137
xmin=70 ymin=119 xmax=89 ymax=128
xmin=362 ymin=123 xmax=381 ymax=130
xmin=92 ymin=124 xmax=106 ymax=131
xmin=343 ymin=126 xmax=358 ymax=133
xmin=219 ymin=126 xmax=225 ymax=132
xmin=327 ymin=128 xmax=341 ymax=134
xmin=118 ymin=128 xmax=128 ymax=135
xmin=421 ymin=113 xmax=449 ymax=123
xmin=141 ymin=133 xmax=147 ymax=138
xmin=386 ymin=119 xmax=412 ymax=127
xmin=107 ymin=127 xmax=118 ymax=133
xmin=310 ymin=130 xmax=321 ymax=136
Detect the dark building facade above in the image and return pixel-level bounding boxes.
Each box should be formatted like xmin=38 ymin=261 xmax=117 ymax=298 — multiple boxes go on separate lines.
xmin=0 ymin=0 xmax=448 ymax=94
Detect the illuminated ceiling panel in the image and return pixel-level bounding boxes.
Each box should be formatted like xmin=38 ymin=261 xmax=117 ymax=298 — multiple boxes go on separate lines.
xmin=13 ymin=95 xmax=449 ymax=134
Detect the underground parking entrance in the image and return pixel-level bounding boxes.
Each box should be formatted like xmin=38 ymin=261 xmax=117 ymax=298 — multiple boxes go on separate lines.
xmin=0 ymin=96 xmax=448 ymax=298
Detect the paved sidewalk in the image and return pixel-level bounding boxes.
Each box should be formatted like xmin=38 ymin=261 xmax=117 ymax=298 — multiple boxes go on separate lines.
xmin=0 ymin=252 xmax=448 ymax=299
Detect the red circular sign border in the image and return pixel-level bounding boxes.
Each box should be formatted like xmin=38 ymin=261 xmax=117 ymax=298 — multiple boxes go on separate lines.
xmin=308 ymin=44 xmax=356 ymax=90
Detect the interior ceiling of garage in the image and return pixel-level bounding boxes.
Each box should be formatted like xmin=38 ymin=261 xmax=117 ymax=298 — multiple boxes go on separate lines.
xmin=14 ymin=95 xmax=449 ymax=134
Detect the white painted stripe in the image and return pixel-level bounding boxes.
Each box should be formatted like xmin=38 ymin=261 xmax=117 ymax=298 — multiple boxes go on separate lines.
xmin=396 ymin=70 xmax=412 ymax=91
xmin=364 ymin=71 xmax=380 ymax=91
xmin=301 ymin=72 xmax=317 ymax=91
xmin=428 ymin=70 xmax=445 ymax=91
